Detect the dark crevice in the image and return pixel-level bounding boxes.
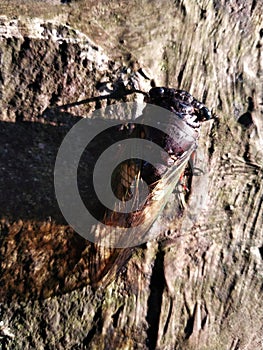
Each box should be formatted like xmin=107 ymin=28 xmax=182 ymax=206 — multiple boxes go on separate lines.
xmin=0 ymin=70 xmax=3 ymax=85
xmin=83 ymin=303 xmax=103 ymax=346
xmin=202 ymin=56 xmax=207 ymax=75
xmin=177 ymin=62 xmax=186 ymax=88
xmin=28 ymin=70 xmax=43 ymax=92
xmin=259 ymin=246 xmax=263 ymax=260
xmin=163 ymin=298 xmax=173 ymax=336
xmin=184 ymin=309 xmax=195 ymax=339
xmin=207 ymin=116 xmax=219 ymax=159
xmin=162 ymin=49 xmax=169 ymax=87
xmin=112 ymin=305 xmax=124 ymax=328
xmin=39 ymin=318 xmax=47 ymax=340
xmin=247 ymin=96 xmax=255 ymax=112
xmin=200 ymin=7 xmax=207 ymax=20
xmin=19 ymin=37 xmax=31 ymax=59
xmin=251 ymin=0 xmax=257 ymax=15
xmin=202 ymin=89 xmax=208 ymax=104
xmin=237 ymin=97 xmax=254 ymax=129
xmin=213 ymin=40 xmax=218 ymax=53
xmin=237 ymin=111 xmax=253 ymax=128
xmin=243 ymin=143 xmax=250 ymax=163
xmin=249 ymin=195 xmax=263 ymax=240
xmin=226 ymin=275 xmax=238 ymax=302
xmin=184 ymin=302 xmax=207 ymax=339
xmin=217 ymin=92 xmax=223 ymax=110
xmin=201 ymin=315 xmax=207 ymax=329
xmin=146 ymin=244 xmax=165 ymax=350
xmin=49 ymin=91 xmax=60 ymax=106
xmin=82 ymin=57 xmax=88 ymax=68
xmin=95 ymin=99 xmax=102 ymax=109
xmin=49 ymin=84 xmax=63 ymax=106
xmin=174 ymin=0 xmax=187 ymax=17
xmin=59 ymin=40 xmax=68 ymax=67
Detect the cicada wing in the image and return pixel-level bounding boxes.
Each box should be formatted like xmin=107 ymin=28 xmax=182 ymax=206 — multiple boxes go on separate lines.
xmin=88 ymin=243 xmax=132 ymax=288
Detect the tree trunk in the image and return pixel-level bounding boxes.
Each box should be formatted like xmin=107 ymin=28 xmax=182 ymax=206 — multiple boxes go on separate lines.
xmin=0 ymin=1 xmax=262 ymax=349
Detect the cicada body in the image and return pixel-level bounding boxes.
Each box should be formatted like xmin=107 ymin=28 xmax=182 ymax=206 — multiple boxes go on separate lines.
xmin=84 ymin=87 xmax=212 ymax=285
xmin=56 ymin=85 xmax=212 ymax=286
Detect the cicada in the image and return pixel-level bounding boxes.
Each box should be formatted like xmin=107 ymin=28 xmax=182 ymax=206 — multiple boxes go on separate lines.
xmin=55 ymin=85 xmax=212 ymax=286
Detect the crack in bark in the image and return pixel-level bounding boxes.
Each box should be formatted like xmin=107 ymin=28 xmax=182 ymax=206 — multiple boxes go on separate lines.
xmin=146 ymin=244 xmax=165 ymax=350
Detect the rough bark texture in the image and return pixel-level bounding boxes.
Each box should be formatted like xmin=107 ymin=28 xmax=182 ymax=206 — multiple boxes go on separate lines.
xmin=0 ymin=1 xmax=263 ymax=349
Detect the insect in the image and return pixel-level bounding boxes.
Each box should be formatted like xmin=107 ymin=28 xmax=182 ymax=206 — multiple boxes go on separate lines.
xmin=55 ymin=83 xmax=212 ymax=286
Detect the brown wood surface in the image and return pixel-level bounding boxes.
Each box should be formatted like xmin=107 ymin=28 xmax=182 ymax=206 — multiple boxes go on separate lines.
xmin=0 ymin=1 xmax=262 ymax=349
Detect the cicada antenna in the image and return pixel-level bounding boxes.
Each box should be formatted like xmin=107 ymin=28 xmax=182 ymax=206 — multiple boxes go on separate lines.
xmin=49 ymin=86 xmax=149 ymax=111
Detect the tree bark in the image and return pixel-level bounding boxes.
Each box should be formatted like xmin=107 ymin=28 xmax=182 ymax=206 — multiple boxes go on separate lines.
xmin=0 ymin=1 xmax=262 ymax=349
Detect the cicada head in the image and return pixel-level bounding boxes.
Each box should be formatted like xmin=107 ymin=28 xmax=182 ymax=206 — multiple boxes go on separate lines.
xmin=146 ymin=87 xmax=212 ymax=129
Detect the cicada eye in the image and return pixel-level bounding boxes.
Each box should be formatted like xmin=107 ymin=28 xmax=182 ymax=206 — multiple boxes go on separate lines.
xmin=200 ymin=106 xmax=212 ymax=120
xmin=149 ymin=87 xmax=165 ymax=99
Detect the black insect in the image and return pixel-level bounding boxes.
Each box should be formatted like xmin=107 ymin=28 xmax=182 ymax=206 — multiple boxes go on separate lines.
xmin=55 ymin=84 xmax=213 ymax=285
